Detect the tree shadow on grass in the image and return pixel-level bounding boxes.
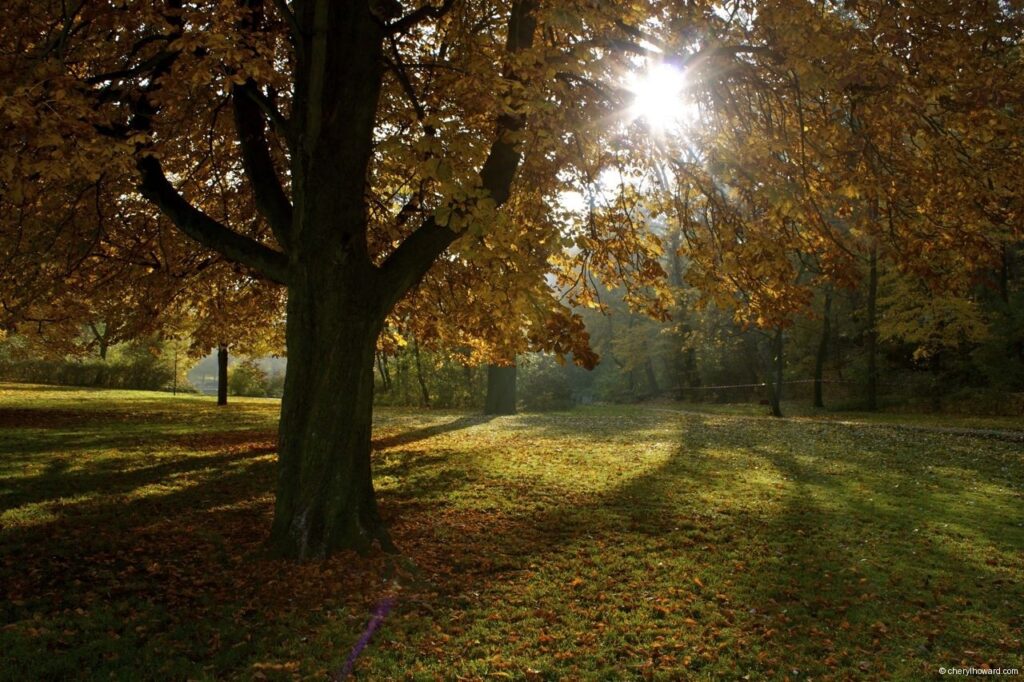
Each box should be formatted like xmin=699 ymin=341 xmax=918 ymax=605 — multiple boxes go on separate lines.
xmin=372 ymin=414 xmax=495 ymax=450
xmin=0 ymin=412 xmax=497 ymax=680
xmin=718 ymin=441 xmax=1023 ymax=679
xmin=2 ymin=409 xmax=1020 ymax=680
xmin=0 ymin=430 xmax=277 ymax=513
xmin=0 ymin=434 xmax=388 ymax=682
xmin=372 ymin=413 xmax=1023 ymax=679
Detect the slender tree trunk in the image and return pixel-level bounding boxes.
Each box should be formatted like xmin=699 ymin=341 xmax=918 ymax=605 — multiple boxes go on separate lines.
xmin=644 ymin=359 xmax=659 ymax=395
xmin=88 ymin=322 xmax=109 ymax=360
xmin=217 ymin=344 xmax=228 ymax=406
xmin=765 ymin=328 xmax=784 ymax=418
xmin=376 ymin=352 xmax=391 ymax=392
xmin=412 ymin=338 xmax=430 ymax=407
xmin=463 ymin=365 xmax=476 ymax=402
xmin=397 ymin=351 xmax=409 ymax=404
xmin=814 ymin=290 xmax=832 ymax=409
xmin=485 ymin=364 xmax=517 ymax=415
xmin=866 ymin=246 xmax=879 ymax=411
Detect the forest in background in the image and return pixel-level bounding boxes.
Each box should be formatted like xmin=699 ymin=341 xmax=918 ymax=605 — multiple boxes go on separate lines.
xmin=3 ymin=239 xmax=1020 ymax=416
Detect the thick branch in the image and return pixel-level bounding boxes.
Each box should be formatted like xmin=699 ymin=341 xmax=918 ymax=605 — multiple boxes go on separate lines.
xmin=137 ymin=156 xmax=289 ymax=284
xmin=242 ymin=84 xmax=292 ymax=141
xmin=378 ymin=216 xmax=456 ymax=309
xmin=233 ymin=82 xmax=294 ymax=249
xmin=380 ymin=0 xmax=537 ymax=303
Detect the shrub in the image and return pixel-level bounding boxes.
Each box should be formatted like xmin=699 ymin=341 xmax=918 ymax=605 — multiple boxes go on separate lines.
xmin=228 ymin=359 xmax=269 ymax=397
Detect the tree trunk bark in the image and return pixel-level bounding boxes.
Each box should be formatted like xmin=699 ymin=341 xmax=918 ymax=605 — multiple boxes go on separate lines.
xmin=269 ymin=282 xmax=390 ymax=559
xmin=412 ymin=338 xmax=430 ymax=407
xmin=866 ymin=246 xmax=879 ymax=411
xmin=644 ymin=359 xmax=659 ymax=396
xmin=217 ymin=344 xmax=228 ymax=406
xmin=765 ymin=328 xmax=784 ymax=418
xmin=375 ymin=352 xmax=391 ymax=392
xmin=484 ymin=364 xmax=517 ymax=415
xmin=814 ymin=289 xmax=832 ymax=409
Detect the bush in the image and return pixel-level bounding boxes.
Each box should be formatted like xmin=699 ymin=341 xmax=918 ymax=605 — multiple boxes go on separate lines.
xmin=519 ymin=356 xmax=574 ymax=411
xmin=0 ymin=339 xmax=180 ymax=391
xmin=228 ymin=359 xmax=269 ymax=397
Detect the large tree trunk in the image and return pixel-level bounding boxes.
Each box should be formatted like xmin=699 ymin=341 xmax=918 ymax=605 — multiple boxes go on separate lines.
xmin=813 ymin=290 xmax=832 ymax=409
xmin=217 ymin=344 xmax=228 ymax=406
xmin=269 ymin=280 xmax=390 ymax=558
xmin=484 ymin=364 xmax=517 ymax=415
xmin=866 ymin=246 xmax=879 ymax=411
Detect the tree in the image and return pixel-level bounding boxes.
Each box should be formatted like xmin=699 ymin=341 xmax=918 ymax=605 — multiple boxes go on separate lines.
xmin=8 ymin=0 xmax=1018 ymax=558
xmin=217 ymin=344 xmax=229 ymax=406
xmin=2 ymin=0 xmax=702 ymax=558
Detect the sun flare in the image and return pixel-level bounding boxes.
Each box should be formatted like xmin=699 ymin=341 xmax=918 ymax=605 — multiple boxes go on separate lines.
xmin=627 ymin=63 xmax=692 ymax=133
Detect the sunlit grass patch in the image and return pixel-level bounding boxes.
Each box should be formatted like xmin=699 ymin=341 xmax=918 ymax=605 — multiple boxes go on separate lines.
xmin=0 ymin=384 xmax=1021 ymax=680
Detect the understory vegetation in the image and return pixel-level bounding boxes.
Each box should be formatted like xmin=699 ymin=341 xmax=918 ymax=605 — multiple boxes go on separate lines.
xmin=2 ymin=384 xmax=1021 ymax=680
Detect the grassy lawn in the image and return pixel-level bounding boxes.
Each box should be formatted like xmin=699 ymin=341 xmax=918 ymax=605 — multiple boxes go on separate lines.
xmin=1 ymin=383 xmax=1022 ymax=680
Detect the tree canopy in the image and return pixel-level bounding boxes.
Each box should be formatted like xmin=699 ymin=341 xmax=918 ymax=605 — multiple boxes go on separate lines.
xmin=1 ymin=0 xmax=1020 ymax=557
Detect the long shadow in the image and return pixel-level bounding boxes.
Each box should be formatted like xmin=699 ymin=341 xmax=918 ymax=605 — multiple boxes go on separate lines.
xmin=372 ymin=414 xmax=495 ymax=450
xmin=0 ymin=410 xmax=506 ymax=680
xmin=0 ymin=450 xmax=331 ymax=682
xmin=0 ymin=419 xmax=276 ymax=457
xmin=722 ymin=441 xmax=1022 ymax=677
xmin=3 ymin=408 xmax=1020 ymax=680
xmin=0 ymin=440 xmax=276 ymax=513
xmin=370 ymin=412 xmax=1023 ymax=678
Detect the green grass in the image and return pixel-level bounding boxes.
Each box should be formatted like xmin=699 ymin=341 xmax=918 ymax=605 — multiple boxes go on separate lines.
xmin=1 ymin=383 xmax=1022 ymax=680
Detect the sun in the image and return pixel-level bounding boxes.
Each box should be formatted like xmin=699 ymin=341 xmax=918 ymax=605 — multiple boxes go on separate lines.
xmin=627 ymin=63 xmax=691 ymax=133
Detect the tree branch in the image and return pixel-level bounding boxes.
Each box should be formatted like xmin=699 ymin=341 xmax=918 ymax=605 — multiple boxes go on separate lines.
xmin=387 ymin=0 xmax=457 ymax=35
xmin=233 ymin=81 xmax=294 ymax=250
xmin=137 ymin=156 xmax=289 ymax=284
xmin=241 ymin=84 xmax=292 ymax=142
xmin=380 ymin=0 xmax=537 ymax=304
xmin=270 ymin=0 xmax=302 ymax=47
xmin=378 ymin=216 xmax=456 ymax=309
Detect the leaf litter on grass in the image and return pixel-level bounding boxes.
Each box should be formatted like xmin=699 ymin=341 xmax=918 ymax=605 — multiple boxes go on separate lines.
xmin=0 ymin=385 xmax=1021 ymax=680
